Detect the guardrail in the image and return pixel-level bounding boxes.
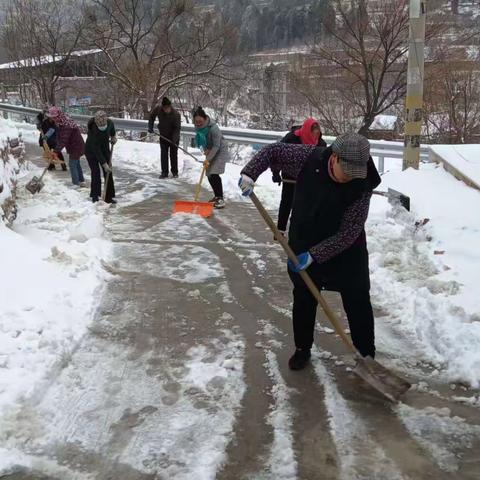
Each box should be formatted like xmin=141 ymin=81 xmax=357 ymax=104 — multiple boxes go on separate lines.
xmin=0 ymin=103 xmax=429 ymax=173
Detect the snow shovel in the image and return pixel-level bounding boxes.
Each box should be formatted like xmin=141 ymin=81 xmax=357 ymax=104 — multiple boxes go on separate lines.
xmin=25 ymin=142 xmax=59 ymax=194
xmin=25 ymin=165 xmax=49 ymax=194
xmin=172 ymin=159 xmax=214 ymax=217
xmin=250 ymin=192 xmax=411 ymax=402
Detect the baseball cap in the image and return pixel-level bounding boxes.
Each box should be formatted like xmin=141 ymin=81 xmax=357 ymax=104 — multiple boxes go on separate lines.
xmin=331 ymin=133 xmax=370 ymax=179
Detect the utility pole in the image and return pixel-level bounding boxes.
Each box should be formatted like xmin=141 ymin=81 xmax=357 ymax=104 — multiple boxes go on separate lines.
xmin=403 ymin=0 xmax=427 ymax=170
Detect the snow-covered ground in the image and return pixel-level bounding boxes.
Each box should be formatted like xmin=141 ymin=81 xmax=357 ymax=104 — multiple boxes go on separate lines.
xmin=112 ymin=139 xmax=282 ymax=210
xmin=1 ymin=117 xmax=479 ymax=477
xmin=369 ymin=163 xmax=480 ymax=387
xmin=0 ymin=120 xmax=112 ymax=446
xmin=111 ymin=136 xmax=480 ymax=387
xmin=6 ymin=118 xmax=480 ymax=389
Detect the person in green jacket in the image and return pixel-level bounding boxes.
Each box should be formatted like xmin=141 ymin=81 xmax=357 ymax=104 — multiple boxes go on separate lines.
xmin=85 ymin=111 xmax=117 ymax=203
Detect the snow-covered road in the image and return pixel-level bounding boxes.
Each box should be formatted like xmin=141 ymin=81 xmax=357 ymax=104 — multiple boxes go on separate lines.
xmin=0 ymin=129 xmax=479 ymax=479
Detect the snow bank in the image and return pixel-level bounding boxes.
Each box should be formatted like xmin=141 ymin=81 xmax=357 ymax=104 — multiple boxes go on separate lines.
xmin=368 ymin=163 xmax=480 ymax=386
xmin=0 ymin=121 xmax=25 ymax=224
xmin=0 ymin=119 xmax=112 ymax=426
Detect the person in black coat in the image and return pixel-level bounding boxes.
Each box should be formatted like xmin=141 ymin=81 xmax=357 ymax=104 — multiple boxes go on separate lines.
xmin=239 ymin=133 xmax=381 ymax=370
xmin=85 ymin=111 xmax=117 ymax=203
xmin=274 ymin=118 xmax=327 ymax=235
xmin=36 ymin=111 xmax=66 ymax=171
xmin=148 ymin=97 xmax=181 ymax=179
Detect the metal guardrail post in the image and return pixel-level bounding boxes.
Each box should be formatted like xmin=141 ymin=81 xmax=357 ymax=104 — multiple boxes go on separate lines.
xmin=378 ymin=156 xmax=385 ymax=174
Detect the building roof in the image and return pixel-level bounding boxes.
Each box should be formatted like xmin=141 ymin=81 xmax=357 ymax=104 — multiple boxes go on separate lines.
xmin=0 ymin=48 xmax=102 ymax=70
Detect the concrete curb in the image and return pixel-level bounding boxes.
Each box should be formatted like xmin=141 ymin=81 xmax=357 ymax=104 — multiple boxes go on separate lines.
xmin=429 ymin=149 xmax=480 ymax=191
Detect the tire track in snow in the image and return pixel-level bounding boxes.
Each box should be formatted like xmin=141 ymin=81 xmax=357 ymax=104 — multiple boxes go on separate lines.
xmin=311 ymin=348 xmax=406 ymax=480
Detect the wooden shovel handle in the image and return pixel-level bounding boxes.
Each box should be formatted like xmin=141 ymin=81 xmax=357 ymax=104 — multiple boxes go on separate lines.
xmin=250 ymin=192 xmax=357 ymax=355
xmin=194 ymin=160 xmax=208 ymax=202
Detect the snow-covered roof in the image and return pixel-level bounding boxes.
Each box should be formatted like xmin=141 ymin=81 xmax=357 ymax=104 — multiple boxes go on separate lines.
xmin=370 ymin=114 xmax=398 ymax=131
xmin=0 ymin=48 xmax=102 ymax=70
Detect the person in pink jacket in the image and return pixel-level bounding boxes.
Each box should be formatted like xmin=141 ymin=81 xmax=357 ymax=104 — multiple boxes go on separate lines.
xmin=47 ymin=107 xmax=86 ymax=187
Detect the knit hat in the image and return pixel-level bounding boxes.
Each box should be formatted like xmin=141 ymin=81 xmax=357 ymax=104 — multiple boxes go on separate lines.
xmin=47 ymin=106 xmax=62 ymax=118
xmin=331 ymin=133 xmax=370 ymax=179
xmin=161 ymin=97 xmax=172 ymax=107
xmin=94 ymin=110 xmax=108 ymax=127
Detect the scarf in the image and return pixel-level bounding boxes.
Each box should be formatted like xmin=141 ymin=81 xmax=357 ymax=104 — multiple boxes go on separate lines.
xmin=294 ymin=118 xmax=321 ymax=145
xmin=195 ymin=125 xmax=211 ymax=150
xmin=55 ymin=111 xmax=78 ymax=129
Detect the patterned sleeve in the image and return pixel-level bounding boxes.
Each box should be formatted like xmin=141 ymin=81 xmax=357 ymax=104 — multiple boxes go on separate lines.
xmin=241 ymin=143 xmax=316 ymax=181
xmin=309 ymin=192 xmax=372 ymax=264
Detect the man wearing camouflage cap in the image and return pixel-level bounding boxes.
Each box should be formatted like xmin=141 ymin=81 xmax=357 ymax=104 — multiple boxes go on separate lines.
xmin=239 ymin=132 xmax=381 ymax=370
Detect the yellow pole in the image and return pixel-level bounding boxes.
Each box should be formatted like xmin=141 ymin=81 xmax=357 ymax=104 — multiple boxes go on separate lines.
xmin=403 ymin=0 xmax=427 ymax=170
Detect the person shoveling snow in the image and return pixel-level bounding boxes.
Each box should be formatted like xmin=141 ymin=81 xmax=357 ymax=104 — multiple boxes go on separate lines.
xmin=239 ymin=133 xmax=410 ymax=401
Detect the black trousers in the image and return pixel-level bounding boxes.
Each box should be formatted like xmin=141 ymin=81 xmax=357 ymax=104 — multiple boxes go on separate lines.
xmin=278 ymin=181 xmax=295 ymax=231
xmin=289 ymin=268 xmax=375 ymax=358
xmin=208 ymin=174 xmax=223 ymax=198
xmin=160 ymin=142 xmax=178 ymax=176
xmin=86 ymin=153 xmax=115 ymax=203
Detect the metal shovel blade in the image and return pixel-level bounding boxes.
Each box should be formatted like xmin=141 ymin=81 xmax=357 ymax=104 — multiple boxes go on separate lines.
xmin=354 ymin=356 xmax=411 ymax=402
xmin=25 ymin=176 xmax=44 ymax=194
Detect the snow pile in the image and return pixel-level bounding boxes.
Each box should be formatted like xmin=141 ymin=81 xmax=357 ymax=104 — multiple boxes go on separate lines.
xmin=370 ymin=114 xmax=398 ymax=131
xmin=68 ymin=213 xmax=104 ymax=242
xmin=0 ymin=121 xmax=25 ymax=224
xmin=368 ymin=163 xmax=480 ymax=386
xmin=0 ymin=135 xmax=111 ymax=426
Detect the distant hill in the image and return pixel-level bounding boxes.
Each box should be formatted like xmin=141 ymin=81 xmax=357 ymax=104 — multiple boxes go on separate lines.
xmin=205 ymin=0 xmax=334 ymax=51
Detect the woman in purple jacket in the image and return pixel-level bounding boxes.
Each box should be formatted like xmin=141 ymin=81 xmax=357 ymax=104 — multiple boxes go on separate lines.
xmin=47 ymin=107 xmax=86 ymax=187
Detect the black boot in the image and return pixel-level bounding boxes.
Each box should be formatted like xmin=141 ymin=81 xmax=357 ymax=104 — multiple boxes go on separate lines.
xmin=61 ymin=163 xmax=67 ymax=171
xmin=288 ymin=348 xmax=311 ymax=370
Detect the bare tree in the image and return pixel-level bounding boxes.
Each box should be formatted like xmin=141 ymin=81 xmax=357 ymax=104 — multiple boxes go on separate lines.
xmin=83 ymin=0 xmax=238 ymax=118
xmin=293 ymin=0 xmax=411 ymax=135
xmin=424 ymin=58 xmax=480 ymax=143
xmin=3 ymin=0 xmax=87 ymax=105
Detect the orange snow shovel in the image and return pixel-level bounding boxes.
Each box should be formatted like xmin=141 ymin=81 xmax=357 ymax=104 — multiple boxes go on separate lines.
xmin=173 ymin=159 xmax=214 ymax=217
xmin=250 ymin=192 xmax=411 ymax=402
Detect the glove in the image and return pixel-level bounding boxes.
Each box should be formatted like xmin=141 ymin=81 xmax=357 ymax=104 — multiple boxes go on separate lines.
xmin=288 ymin=252 xmax=313 ymax=272
xmin=110 ymin=136 xmax=117 ymax=145
xmin=238 ymin=174 xmax=255 ymax=197
xmin=272 ymin=171 xmax=282 ymax=185
xmin=102 ymin=162 xmax=112 ymax=173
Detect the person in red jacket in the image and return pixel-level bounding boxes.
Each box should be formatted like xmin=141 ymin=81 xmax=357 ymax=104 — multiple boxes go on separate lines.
xmin=47 ymin=107 xmax=86 ymax=187
xmin=274 ymin=118 xmax=327 ymax=236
